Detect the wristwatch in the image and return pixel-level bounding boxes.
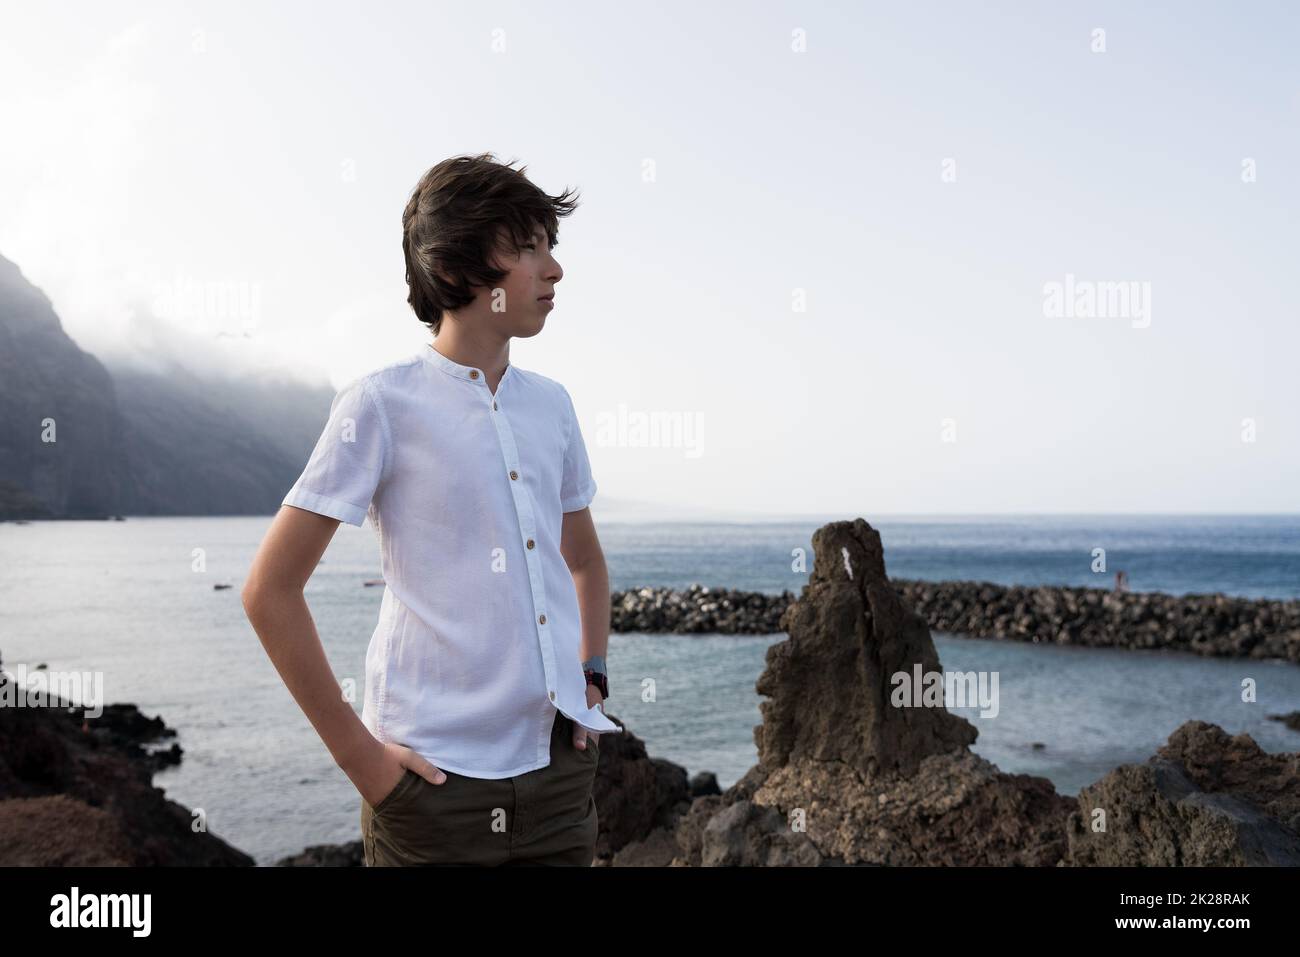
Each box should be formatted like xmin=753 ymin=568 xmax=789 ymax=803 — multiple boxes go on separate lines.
xmin=583 ymin=656 xmax=608 ymax=701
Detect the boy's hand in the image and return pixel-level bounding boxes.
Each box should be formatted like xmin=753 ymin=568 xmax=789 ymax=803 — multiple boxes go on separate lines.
xmin=353 ymin=740 xmax=447 ymax=809
xmin=573 ymin=685 xmax=606 ymax=751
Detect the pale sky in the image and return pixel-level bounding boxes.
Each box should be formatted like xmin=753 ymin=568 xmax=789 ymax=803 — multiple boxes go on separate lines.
xmin=2 ymin=1 xmax=1297 ymax=515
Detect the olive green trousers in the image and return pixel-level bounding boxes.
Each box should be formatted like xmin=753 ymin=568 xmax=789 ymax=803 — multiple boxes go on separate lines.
xmin=361 ymin=710 xmax=600 ymax=866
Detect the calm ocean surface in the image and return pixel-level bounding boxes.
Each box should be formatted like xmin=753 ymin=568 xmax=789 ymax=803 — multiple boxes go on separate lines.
xmin=2 ymin=513 xmax=1298 ymax=865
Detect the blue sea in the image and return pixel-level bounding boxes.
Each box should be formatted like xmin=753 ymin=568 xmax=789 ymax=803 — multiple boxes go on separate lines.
xmin=598 ymin=513 xmax=1300 ymax=599
xmin=1 ymin=513 xmax=1298 ymax=865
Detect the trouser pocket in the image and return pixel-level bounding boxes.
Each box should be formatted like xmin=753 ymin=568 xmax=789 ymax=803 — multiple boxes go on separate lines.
xmin=368 ymin=769 xmax=513 ymax=866
xmin=372 ymin=768 xmax=422 ymax=816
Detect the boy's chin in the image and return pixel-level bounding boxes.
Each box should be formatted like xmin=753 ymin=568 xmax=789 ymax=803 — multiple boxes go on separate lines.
xmin=510 ymin=317 xmax=546 ymax=338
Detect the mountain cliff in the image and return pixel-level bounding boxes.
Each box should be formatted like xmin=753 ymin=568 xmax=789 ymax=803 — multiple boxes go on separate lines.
xmin=0 ymin=254 xmax=127 ymax=518
xmin=0 ymin=252 xmax=332 ymax=520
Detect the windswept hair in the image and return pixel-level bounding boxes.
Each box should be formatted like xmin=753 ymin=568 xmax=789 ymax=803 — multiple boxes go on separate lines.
xmin=402 ymin=153 xmax=580 ymax=334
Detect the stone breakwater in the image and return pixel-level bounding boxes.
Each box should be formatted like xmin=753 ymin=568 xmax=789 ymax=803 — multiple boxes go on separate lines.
xmin=610 ymin=580 xmax=1300 ymax=663
xmin=893 ymin=579 xmax=1300 ymax=663
xmin=610 ymin=585 xmax=796 ymax=636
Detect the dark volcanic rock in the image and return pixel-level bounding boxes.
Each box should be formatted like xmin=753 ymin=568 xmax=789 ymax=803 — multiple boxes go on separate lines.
xmin=609 ymin=518 xmax=1077 ymax=866
xmin=0 ymin=794 xmax=141 ymax=866
xmin=588 ymin=712 xmax=693 ymax=860
xmin=0 ymin=670 xmax=253 ymax=866
xmin=1268 ymin=711 xmax=1300 ymax=733
xmin=277 ymin=841 xmax=365 ymax=867
xmin=689 ymin=771 xmax=721 ymax=798
xmin=1067 ymin=721 xmax=1300 ymax=866
xmin=758 ymin=518 xmax=977 ymax=778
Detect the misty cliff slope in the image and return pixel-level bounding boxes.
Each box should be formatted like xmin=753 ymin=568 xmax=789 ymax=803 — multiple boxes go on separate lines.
xmin=0 ymin=254 xmax=127 ymax=518
xmin=108 ymin=365 xmax=328 ymax=517
xmin=0 ymin=252 xmax=334 ymax=519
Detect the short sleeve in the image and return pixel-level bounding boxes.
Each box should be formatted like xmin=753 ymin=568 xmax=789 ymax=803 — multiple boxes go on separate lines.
xmin=559 ymin=385 xmax=597 ymax=513
xmin=282 ymin=377 xmax=391 ymax=526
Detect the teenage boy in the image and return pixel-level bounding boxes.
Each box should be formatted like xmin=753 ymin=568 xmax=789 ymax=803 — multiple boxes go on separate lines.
xmin=242 ymin=153 xmax=621 ymax=866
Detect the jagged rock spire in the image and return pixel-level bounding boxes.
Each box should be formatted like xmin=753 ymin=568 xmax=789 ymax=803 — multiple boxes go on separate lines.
xmin=756 ymin=518 xmax=977 ymax=776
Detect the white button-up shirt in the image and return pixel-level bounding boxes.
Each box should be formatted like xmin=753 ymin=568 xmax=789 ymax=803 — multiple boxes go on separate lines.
xmin=281 ymin=343 xmax=622 ymax=779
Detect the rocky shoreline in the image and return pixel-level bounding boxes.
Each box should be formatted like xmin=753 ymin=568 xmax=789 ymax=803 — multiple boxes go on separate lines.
xmin=290 ymin=520 xmax=1300 ymax=866
xmin=0 ymin=657 xmax=253 ymax=866
xmin=611 ymin=579 xmax=1300 ymax=663
xmin=590 ymin=521 xmax=1300 ymax=866
xmin=5 ymin=521 xmax=1299 ymax=866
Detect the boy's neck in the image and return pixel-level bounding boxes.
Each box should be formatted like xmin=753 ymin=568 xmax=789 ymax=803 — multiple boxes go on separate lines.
xmin=430 ymin=328 xmax=511 ymax=388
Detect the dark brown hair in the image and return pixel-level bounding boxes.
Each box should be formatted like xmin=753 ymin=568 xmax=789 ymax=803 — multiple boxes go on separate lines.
xmin=402 ymin=153 xmax=580 ymax=335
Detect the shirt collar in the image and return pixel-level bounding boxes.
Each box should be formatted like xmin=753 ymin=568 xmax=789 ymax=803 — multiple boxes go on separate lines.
xmin=421 ymin=343 xmax=513 ymax=386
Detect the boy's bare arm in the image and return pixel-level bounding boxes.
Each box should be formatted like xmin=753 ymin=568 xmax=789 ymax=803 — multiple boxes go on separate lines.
xmin=560 ymin=505 xmax=610 ymax=689
xmin=242 ymin=506 xmax=445 ymax=802
xmin=241 ymin=506 xmax=376 ymax=770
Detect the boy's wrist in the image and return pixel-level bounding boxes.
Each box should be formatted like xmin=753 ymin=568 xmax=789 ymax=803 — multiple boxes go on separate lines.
xmin=583 ymin=659 xmax=608 ymax=700
xmin=334 ymin=723 xmax=382 ymax=774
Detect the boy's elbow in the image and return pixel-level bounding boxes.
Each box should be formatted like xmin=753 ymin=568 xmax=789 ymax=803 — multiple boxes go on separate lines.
xmin=241 ymin=578 xmax=281 ymax=622
xmin=240 ymin=581 xmax=263 ymax=620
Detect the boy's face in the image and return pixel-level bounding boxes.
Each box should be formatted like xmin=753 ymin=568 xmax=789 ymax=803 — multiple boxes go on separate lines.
xmin=474 ymin=223 xmax=563 ymax=340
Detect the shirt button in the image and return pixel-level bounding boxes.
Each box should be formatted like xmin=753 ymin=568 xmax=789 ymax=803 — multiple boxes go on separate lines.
xmin=538 ymin=614 xmax=546 ymax=624
xmin=526 ymin=539 xmax=535 ymax=549
xmin=469 ymin=370 xmax=480 ymax=379
xmin=509 ymin=470 xmax=518 ymax=480
xmin=549 ymin=691 xmax=556 ymax=701
xmin=493 ymin=400 xmax=498 ymax=410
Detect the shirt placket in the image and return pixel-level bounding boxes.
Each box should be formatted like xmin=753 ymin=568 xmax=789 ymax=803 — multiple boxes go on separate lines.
xmin=470 ymin=369 xmax=558 ymax=708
